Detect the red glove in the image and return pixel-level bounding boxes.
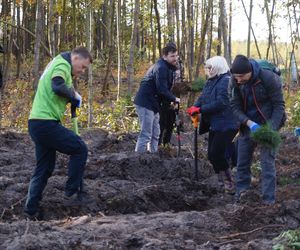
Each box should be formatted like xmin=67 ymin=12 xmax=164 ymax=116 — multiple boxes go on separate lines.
xmin=187 ymin=106 xmax=200 ymax=116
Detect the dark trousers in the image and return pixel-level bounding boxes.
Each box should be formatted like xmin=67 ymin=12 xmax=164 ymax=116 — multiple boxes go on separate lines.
xmin=24 ymin=120 xmax=88 ymax=215
xmin=159 ymin=106 xmax=176 ymax=145
xmin=208 ymin=130 xmax=238 ymax=173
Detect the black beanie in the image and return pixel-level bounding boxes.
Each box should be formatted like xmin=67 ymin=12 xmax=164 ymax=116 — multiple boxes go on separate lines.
xmin=230 ymin=55 xmax=252 ymax=74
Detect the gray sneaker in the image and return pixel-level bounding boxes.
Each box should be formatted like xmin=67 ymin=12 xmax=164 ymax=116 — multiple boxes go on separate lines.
xmin=64 ymin=191 xmax=94 ymax=207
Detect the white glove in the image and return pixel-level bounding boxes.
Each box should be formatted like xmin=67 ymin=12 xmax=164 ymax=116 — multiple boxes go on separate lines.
xmin=74 ymin=91 xmax=82 ymax=108
xmin=175 ymin=97 xmax=180 ymax=103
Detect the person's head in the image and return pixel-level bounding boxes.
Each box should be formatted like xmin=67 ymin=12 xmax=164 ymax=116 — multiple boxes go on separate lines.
xmin=71 ymin=47 xmax=93 ymax=76
xmin=204 ymin=56 xmax=229 ymax=79
xmin=230 ymin=55 xmax=252 ymax=84
xmin=162 ymin=42 xmax=178 ymax=66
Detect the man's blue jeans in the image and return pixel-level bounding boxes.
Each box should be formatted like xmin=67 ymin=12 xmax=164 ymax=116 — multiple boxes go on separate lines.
xmin=24 ymin=120 xmax=88 ymax=215
xmin=135 ymin=105 xmax=160 ymax=153
xmin=236 ymin=132 xmax=276 ymax=203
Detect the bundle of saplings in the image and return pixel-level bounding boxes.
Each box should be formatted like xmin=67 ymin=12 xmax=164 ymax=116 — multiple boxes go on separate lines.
xmin=251 ymin=123 xmax=282 ymax=150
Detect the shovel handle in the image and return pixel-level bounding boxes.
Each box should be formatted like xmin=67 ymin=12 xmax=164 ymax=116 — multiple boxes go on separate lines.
xmin=191 ymin=114 xmax=199 ymax=128
xmin=71 ymin=104 xmax=79 ymax=135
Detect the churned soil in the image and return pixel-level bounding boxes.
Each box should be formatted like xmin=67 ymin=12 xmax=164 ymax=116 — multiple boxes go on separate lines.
xmin=0 ymin=128 xmax=299 ymax=249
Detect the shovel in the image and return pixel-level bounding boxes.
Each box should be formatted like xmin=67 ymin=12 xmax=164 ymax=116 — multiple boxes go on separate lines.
xmin=191 ymin=113 xmax=200 ymax=181
xmin=174 ymin=103 xmax=181 ymax=157
xmin=71 ymin=104 xmax=83 ymax=192
xmin=71 ymin=104 xmax=79 ymax=135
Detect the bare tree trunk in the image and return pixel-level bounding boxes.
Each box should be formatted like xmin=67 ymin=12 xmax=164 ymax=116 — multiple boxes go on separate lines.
xmin=288 ymin=4 xmax=299 ymax=85
xmin=71 ymin=0 xmax=77 ymax=48
xmin=150 ymin=0 xmax=156 ymax=63
xmin=187 ymin=0 xmax=194 ymax=81
xmin=33 ymin=0 xmax=44 ymax=90
xmin=102 ymin=0 xmax=115 ymax=95
xmin=240 ymin=0 xmax=261 ymax=59
xmin=228 ymin=0 xmax=232 ymax=64
xmin=195 ymin=0 xmax=212 ymax=77
xmin=16 ymin=2 xmax=22 ymax=77
xmin=48 ymin=0 xmax=56 ymax=57
xmin=247 ymin=0 xmax=253 ymax=57
xmin=127 ymin=0 xmax=140 ymax=96
xmin=167 ymin=0 xmax=175 ymax=41
xmin=59 ymin=0 xmax=67 ymax=50
xmin=217 ymin=12 xmax=222 ymax=56
xmin=265 ymin=0 xmax=276 ymax=61
xmin=220 ymin=0 xmax=229 ymax=63
xmin=206 ymin=1 xmax=213 ymax=60
xmin=140 ymin=0 xmax=145 ymax=60
xmin=102 ymin=0 xmax=108 ymax=49
xmin=175 ymin=0 xmax=180 ymax=49
xmin=2 ymin=0 xmax=12 ymax=87
xmin=180 ymin=0 xmax=186 ymax=62
xmin=116 ymin=0 xmax=121 ymax=100
xmin=153 ymin=0 xmax=162 ymax=56
xmin=86 ymin=1 xmax=93 ymax=127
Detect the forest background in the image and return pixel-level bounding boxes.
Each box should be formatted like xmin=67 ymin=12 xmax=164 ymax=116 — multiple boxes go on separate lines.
xmin=1 ymin=0 xmax=300 ymax=132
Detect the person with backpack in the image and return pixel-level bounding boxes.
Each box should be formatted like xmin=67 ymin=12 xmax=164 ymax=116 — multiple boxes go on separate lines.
xmin=229 ymin=54 xmax=285 ymax=205
xmin=187 ymin=56 xmax=239 ymax=193
xmin=134 ymin=42 xmax=180 ymax=153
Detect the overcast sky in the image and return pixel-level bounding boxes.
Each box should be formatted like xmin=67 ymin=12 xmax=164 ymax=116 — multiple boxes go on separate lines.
xmin=231 ymin=0 xmax=290 ymax=42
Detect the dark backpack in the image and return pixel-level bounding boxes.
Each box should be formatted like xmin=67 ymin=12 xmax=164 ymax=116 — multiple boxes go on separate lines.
xmin=253 ymin=61 xmax=286 ymax=129
xmin=256 ymin=59 xmax=281 ymax=76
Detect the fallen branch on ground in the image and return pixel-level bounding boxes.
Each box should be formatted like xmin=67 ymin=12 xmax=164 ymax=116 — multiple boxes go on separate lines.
xmin=220 ymin=224 xmax=285 ymax=239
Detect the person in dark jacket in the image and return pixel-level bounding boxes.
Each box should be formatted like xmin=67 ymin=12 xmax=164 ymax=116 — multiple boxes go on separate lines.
xmin=229 ymin=54 xmax=285 ymax=205
xmin=159 ymin=65 xmax=182 ymax=146
xmin=187 ymin=56 xmax=239 ymax=193
xmin=134 ymin=43 xmax=180 ymax=153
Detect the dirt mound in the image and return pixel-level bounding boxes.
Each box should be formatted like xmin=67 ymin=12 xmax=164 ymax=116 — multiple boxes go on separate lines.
xmin=0 ymin=129 xmax=300 ymax=249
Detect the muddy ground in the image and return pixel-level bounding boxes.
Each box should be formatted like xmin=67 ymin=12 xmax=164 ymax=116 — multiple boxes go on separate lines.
xmin=0 ymin=128 xmax=300 ymax=249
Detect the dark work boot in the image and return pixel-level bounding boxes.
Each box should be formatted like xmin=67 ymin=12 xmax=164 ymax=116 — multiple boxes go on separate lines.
xmin=64 ymin=191 xmax=94 ymax=207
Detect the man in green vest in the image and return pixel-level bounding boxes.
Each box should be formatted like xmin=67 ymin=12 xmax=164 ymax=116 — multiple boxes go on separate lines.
xmin=24 ymin=47 xmax=93 ymax=219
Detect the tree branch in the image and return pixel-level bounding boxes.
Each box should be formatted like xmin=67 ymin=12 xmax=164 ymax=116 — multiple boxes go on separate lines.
xmin=0 ymin=19 xmax=52 ymax=58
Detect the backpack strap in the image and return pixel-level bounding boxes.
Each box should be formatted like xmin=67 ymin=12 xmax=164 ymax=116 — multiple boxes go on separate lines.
xmin=251 ymin=79 xmax=268 ymax=122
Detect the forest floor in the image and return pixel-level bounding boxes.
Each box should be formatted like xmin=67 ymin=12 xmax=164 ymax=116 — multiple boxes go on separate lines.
xmin=0 ymin=126 xmax=300 ymax=249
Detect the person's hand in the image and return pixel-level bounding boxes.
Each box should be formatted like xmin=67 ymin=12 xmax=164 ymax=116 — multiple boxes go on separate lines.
xmin=175 ymin=97 xmax=180 ymax=103
xmin=294 ymin=127 xmax=300 ymax=136
xmin=247 ymin=120 xmax=260 ymax=133
xmin=74 ymin=91 xmax=82 ymax=108
xmin=187 ymin=106 xmax=200 ymax=116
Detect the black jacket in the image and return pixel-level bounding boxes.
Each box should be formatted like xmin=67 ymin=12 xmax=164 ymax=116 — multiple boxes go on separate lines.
xmin=229 ymin=59 xmax=285 ymax=130
xmin=134 ymin=58 xmax=176 ymax=113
